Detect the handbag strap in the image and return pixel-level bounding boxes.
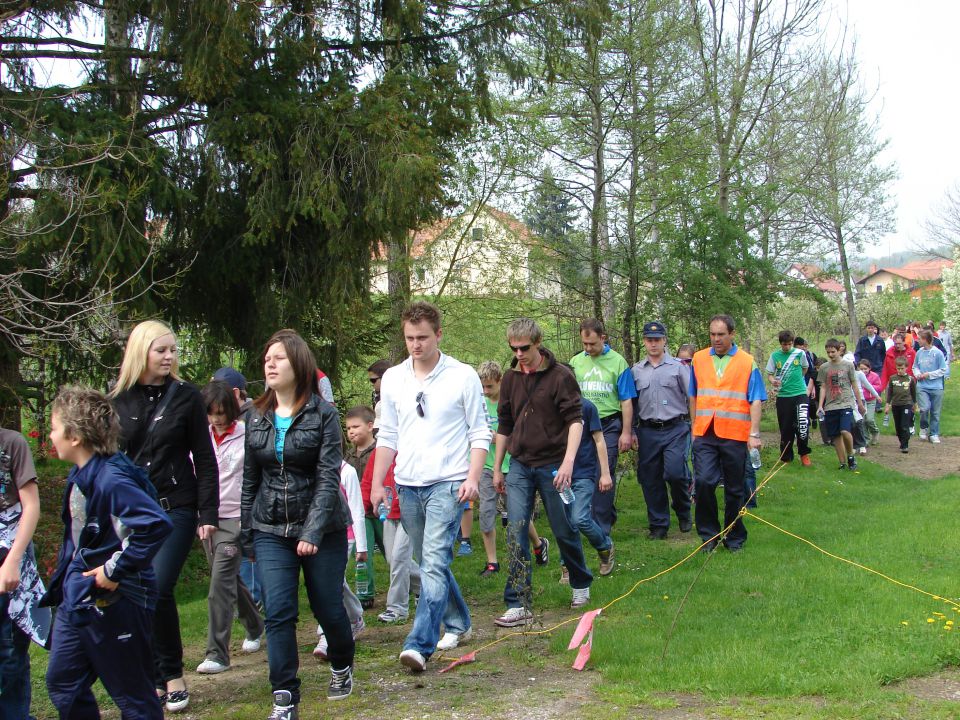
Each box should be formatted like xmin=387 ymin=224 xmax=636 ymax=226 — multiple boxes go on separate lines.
xmin=132 ymin=381 xmax=180 ymax=466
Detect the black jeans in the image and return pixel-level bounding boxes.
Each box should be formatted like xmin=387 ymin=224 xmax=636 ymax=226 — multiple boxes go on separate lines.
xmin=775 ymin=394 xmax=810 ymax=461
xmin=151 ymin=506 xmax=197 ymax=686
xmin=692 ymin=430 xmax=748 ymax=549
xmin=892 ymin=405 xmax=915 ymax=449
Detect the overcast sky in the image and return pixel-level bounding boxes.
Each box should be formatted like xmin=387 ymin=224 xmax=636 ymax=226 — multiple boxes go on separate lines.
xmin=834 ymin=0 xmax=960 ymax=259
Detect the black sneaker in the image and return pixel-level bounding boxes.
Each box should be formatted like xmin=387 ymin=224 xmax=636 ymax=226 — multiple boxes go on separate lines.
xmin=900 ymin=447 xmax=909 ymax=454
xmin=479 ymin=562 xmax=500 ymax=577
xmin=328 ymin=666 xmax=353 ymax=701
xmin=848 ymin=456 xmax=858 ymax=471
xmin=838 ymin=463 xmax=847 ymax=470
xmin=533 ymin=537 xmax=549 ymax=565
xmin=268 ymin=690 xmax=298 ymax=719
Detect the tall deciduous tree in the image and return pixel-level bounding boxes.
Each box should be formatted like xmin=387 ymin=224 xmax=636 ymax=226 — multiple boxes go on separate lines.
xmin=797 ymin=52 xmax=897 ymax=345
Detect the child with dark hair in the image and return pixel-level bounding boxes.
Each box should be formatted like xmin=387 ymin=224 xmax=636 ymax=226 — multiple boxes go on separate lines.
xmin=886 ymin=357 xmax=918 ymax=453
xmin=195 ymin=381 xmax=264 ymax=675
xmin=45 ymin=386 xmax=172 ymax=718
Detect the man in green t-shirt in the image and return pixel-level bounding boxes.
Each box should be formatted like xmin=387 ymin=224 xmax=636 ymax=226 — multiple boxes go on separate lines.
xmin=765 ymin=330 xmax=815 ymax=465
xmin=569 ymin=319 xmax=637 ymax=535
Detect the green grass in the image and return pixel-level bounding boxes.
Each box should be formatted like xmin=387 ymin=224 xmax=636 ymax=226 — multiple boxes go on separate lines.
xmin=23 ymin=382 xmax=960 ymax=719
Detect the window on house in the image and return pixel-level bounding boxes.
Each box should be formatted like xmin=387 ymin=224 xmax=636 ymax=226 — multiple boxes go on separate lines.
xmin=472 ymin=227 xmax=483 ymax=241
xmin=875 ymin=285 xmax=882 ymax=293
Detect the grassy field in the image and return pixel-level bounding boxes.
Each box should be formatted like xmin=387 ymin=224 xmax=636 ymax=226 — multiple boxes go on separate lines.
xmin=23 ymin=381 xmax=960 ymax=719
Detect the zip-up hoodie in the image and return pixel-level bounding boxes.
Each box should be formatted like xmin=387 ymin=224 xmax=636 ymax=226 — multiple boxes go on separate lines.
xmin=42 ymin=453 xmax=172 ymax=615
xmin=497 ymin=347 xmax=583 ymax=467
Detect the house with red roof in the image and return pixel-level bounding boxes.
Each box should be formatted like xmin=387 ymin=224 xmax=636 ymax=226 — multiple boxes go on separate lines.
xmin=785 ymin=263 xmax=846 ymax=297
xmin=855 ymin=258 xmax=954 ymax=299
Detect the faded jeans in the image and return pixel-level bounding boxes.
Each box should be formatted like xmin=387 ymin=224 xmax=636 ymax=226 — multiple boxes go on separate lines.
xmin=504 ymin=459 xmax=592 ymax=610
xmin=917 ymin=387 xmax=944 ymax=436
xmin=397 ymin=481 xmax=470 ymax=657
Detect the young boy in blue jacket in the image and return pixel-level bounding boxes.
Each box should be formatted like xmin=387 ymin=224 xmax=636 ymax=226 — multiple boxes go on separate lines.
xmin=43 ymin=386 xmax=173 ymax=719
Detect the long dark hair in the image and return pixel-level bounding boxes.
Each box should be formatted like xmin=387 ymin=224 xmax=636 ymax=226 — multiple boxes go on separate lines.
xmin=253 ymin=329 xmax=318 ymax=416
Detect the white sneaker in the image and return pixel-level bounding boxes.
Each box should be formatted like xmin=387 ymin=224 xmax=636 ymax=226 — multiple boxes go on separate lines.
xmin=436 ymin=627 xmax=472 ymax=651
xmin=919 ymin=429 xmax=928 ymax=441
xmin=242 ymin=634 xmax=262 ymax=653
xmin=196 ymin=659 xmax=229 ymax=674
xmin=571 ymin=586 xmax=591 ymax=609
xmin=858 ymin=447 xmax=867 ymax=455
xmin=931 ymin=435 xmax=941 ymax=444
xmin=399 ymin=648 xmax=426 ymax=672
xmin=313 ymin=634 xmax=328 ymax=660
xmin=351 ymin=617 xmax=366 ymax=638
xmin=494 ymin=606 xmax=533 ymax=627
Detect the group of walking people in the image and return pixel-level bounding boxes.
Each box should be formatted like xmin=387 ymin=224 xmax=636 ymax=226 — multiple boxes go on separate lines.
xmin=0 ymin=308 xmax=952 ymax=719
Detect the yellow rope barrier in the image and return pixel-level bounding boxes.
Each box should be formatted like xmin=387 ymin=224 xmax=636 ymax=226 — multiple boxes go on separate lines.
xmin=440 ymin=441 xmax=960 ymax=665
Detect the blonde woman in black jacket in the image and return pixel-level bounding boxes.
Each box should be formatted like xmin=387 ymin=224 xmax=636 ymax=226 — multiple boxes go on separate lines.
xmin=111 ymin=320 xmax=219 ymax=714
xmin=242 ymin=329 xmax=353 ymax=719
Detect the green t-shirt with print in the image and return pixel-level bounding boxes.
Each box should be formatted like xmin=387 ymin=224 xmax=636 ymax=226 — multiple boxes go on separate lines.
xmin=570 ymin=349 xmax=629 ymax=418
xmin=484 ymin=396 xmax=510 ymax=473
xmin=765 ymin=349 xmax=808 ymax=398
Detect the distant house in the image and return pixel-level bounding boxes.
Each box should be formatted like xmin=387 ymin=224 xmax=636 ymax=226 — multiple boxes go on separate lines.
xmin=370 ymin=205 xmax=557 ymax=298
xmin=785 ymin=263 xmax=845 ymax=296
xmin=855 ymin=259 xmax=954 ymax=299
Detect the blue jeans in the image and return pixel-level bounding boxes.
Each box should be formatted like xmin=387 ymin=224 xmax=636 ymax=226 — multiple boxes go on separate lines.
xmin=917 ymin=387 xmax=944 ymax=436
xmin=504 ymin=460 xmax=592 ymax=609
xmin=238 ymin=557 xmax=262 ymax=606
xmin=151 ymin=505 xmax=197 ymax=686
xmin=397 ymin=482 xmax=470 ymax=657
xmin=593 ymin=414 xmax=622 ymax=534
xmin=0 ymin=593 xmax=32 ymax=719
xmin=255 ymin=530 xmax=352 ymax=704
xmin=571 ymin=477 xmax=612 ymax=553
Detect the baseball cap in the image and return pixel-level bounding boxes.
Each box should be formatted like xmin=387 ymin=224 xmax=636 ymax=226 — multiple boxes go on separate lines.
xmin=642 ymin=321 xmax=666 ymax=338
xmin=212 ymin=367 xmax=246 ymax=391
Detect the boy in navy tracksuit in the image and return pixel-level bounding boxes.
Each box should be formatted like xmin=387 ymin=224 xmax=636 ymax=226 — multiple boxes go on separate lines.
xmin=43 ymin=386 xmax=173 ymax=719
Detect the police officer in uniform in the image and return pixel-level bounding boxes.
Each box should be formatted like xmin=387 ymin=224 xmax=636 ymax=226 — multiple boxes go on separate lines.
xmin=631 ymin=321 xmax=692 ymax=539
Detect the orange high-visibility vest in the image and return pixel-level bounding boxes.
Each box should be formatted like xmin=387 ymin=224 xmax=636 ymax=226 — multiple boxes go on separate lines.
xmin=692 ymin=348 xmax=754 ymax=441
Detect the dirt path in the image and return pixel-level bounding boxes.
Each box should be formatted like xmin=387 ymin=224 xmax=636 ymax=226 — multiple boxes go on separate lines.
xmin=760 ymin=429 xmax=960 ymax=480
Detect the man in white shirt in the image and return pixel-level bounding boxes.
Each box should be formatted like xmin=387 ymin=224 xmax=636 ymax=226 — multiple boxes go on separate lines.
xmin=370 ymin=302 xmax=490 ymax=672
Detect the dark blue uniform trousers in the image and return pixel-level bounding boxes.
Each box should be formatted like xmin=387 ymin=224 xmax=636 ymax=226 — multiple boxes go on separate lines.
xmin=692 ymin=429 xmax=748 ymax=549
xmin=636 ymin=421 xmax=692 ymax=531
xmin=46 ymin=598 xmax=163 ymax=719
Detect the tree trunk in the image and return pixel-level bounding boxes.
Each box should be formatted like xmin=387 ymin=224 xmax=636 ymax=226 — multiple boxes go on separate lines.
xmin=835 ymin=223 xmax=859 ymax=345
xmin=386 ymin=229 xmax=410 ymax=363
xmin=0 ymin=336 xmax=22 ymax=431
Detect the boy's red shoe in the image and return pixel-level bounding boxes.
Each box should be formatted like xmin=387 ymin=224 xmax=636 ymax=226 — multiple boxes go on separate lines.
xmin=800 ymin=455 xmax=812 ymax=467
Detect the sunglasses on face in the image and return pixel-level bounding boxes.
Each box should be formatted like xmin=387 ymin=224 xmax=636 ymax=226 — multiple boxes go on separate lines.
xmin=509 ymin=343 xmax=532 ymax=353
xmin=415 ymin=391 xmax=425 ymax=417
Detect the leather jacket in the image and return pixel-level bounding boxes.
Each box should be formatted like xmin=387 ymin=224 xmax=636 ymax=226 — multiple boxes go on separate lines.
xmin=113 ymin=378 xmax=220 ymax=527
xmin=241 ymin=395 xmax=350 ymax=547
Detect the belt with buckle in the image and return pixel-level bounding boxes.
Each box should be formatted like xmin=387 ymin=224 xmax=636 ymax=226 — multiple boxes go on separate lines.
xmin=158 ymin=496 xmax=171 ymax=511
xmin=638 ymin=417 xmax=682 ymax=430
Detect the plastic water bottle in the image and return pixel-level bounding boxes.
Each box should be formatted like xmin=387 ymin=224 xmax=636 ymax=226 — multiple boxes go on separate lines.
xmin=355 ymin=559 xmax=374 ymax=609
xmin=748 ymin=447 xmax=762 ymax=470
xmin=552 ymin=470 xmax=575 ymax=505
xmin=883 ymin=411 xmax=890 ymax=427
xmin=377 ymin=486 xmax=395 ymax=522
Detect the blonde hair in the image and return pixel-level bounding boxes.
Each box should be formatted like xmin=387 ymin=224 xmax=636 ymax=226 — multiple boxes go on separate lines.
xmin=53 ymin=386 xmax=121 ymax=456
xmin=111 ymin=320 xmax=180 ymax=396
xmin=477 ymin=360 xmax=503 ymax=382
